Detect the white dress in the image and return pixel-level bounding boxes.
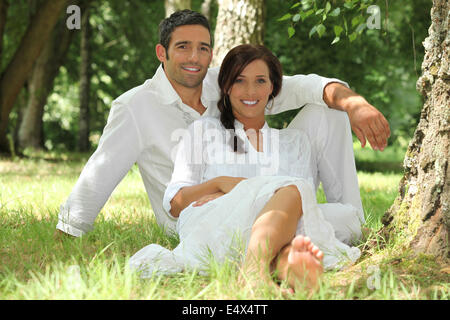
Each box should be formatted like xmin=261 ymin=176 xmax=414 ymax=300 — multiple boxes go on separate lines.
xmin=129 ymin=117 xmax=362 ymax=277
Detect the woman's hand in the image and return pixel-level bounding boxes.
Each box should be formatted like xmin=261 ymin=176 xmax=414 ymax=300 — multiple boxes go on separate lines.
xmin=214 ymin=176 xmax=247 ymax=194
xmin=192 ymin=191 xmax=225 ymax=207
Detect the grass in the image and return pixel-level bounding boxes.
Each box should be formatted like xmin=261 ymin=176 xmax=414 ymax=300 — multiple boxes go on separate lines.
xmin=0 ymin=149 xmax=448 ymax=300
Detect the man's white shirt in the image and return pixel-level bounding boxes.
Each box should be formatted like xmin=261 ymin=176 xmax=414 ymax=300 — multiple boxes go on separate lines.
xmin=56 ymin=65 xmax=348 ymax=236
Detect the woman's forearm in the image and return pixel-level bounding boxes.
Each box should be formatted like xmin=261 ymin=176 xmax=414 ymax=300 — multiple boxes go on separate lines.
xmin=169 ymin=178 xmax=221 ymax=217
xmin=169 ymin=176 xmax=246 ymax=217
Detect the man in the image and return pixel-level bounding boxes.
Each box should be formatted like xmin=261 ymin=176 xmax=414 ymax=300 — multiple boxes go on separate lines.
xmin=56 ymin=10 xmax=390 ymax=241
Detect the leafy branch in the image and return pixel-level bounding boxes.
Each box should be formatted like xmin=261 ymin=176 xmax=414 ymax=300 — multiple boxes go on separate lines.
xmin=278 ymin=0 xmax=380 ymax=44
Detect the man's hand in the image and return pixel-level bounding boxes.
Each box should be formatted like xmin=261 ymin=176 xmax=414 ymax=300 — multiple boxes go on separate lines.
xmin=324 ymin=82 xmax=390 ymax=151
xmin=345 ymin=96 xmax=390 ymax=150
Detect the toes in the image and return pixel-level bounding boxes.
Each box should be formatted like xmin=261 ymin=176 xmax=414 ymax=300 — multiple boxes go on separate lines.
xmin=310 ymin=245 xmax=324 ymax=260
xmin=292 ymin=236 xmax=324 ymax=263
xmin=316 ymin=250 xmax=324 ymax=261
xmin=287 ymin=247 xmax=299 ymax=264
xmin=303 ymin=236 xmax=312 ymax=247
xmin=291 ymin=235 xmax=306 ymax=251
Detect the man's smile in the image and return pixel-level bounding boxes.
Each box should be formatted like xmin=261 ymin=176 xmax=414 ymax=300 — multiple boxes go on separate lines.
xmin=182 ymin=66 xmax=201 ymax=73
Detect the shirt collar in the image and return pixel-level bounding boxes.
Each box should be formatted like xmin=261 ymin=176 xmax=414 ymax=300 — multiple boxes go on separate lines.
xmin=150 ymin=65 xmax=180 ymax=105
xmin=233 ymin=119 xmax=271 ymax=154
xmin=234 ymin=119 xmax=270 ymax=131
xmin=149 ymin=64 xmax=220 ymax=106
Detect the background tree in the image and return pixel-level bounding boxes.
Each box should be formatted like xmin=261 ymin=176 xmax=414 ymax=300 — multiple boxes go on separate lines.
xmin=0 ymin=0 xmax=67 ymax=154
xmin=78 ymin=2 xmax=91 ymax=151
xmin=165 ymin=0 xmax=192 ymax=17
xmin=211 ymin=0 xmax=265 ymax=67
xmin=0 ymin=0 xmax=432 ymax=164
xmin=282 ymin=0 xmax=447 ymax=261
xmin=382 ymin=0 xmax=449 ymax=261
xmin=0 ymin=1 xmax=8 ymax=60
xmin=40 ymin=1 xmax=165 ymax=151
xmin=200 ymin=0 xmax=213 ymax=21
xmin=17 ymin=5 xmax=78 ymax=151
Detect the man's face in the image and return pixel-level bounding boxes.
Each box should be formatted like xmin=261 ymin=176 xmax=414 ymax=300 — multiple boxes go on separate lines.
xmin=157 ymin=25 xmax=212 ymax=89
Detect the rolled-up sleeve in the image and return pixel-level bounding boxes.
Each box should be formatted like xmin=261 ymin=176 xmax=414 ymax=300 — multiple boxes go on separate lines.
xmin=56 ymin=101 xmax=142 ymax=236
xmin=268 ymin=74 xmax=349 ymax=115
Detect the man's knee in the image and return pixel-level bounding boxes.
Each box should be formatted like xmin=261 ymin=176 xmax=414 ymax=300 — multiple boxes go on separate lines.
xmin=324 ymin=107 xmax=352 ymax=137
xmin=287 ymin=103 xmax=326 ymax=130
xmin=288 ymin=103 xmax=351 ymax=136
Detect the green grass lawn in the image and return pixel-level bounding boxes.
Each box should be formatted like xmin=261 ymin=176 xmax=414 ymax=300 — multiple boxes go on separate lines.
xmin=0 ymin=150 xmax=448 ymax=300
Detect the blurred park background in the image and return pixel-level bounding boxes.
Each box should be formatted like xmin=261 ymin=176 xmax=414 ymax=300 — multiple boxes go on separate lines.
xmin=0 ymin=0 xmax=432 ymax=172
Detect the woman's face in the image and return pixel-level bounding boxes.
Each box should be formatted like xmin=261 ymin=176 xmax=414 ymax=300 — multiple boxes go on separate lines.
xmin=228 ymin=59 xmax=273 ymax=124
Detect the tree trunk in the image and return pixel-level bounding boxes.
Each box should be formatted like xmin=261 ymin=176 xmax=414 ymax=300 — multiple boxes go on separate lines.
xmin=0 ymin=0 xmax=68 ymax=154
xmin=211 ymin=0 xmax=265 ymax=67
xmin=382 ymin=0 xmax=449 ymax=262
xmin=164 ymin=0 xmax=191 ymax=17
xmin=17 ymin=17 xmax=75 ymax=151
xmin=201 ymin=0 xmax=213 ymax=21
xmin=78 ymin=3 xmax=91 ymax=151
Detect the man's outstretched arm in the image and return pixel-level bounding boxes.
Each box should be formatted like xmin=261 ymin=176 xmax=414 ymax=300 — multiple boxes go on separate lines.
xmin=56 ymin=101 xmax=142 ymax=237
xmin=323 ymin=82 xmax=390 ymax=151
xmin=267 ymin=73 xmax=390 ymax=151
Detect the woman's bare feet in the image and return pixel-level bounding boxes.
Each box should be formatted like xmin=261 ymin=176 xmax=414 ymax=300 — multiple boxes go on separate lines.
xmin=277 ymin=235 xmax=324 ymax=291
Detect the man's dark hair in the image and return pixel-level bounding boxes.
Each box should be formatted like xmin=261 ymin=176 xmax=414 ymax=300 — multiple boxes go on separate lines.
xmin=159 ymin=9 xmax=212 ymax=59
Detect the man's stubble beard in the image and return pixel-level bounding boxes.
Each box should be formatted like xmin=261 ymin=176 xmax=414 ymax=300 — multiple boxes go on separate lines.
xmin=174 ymin=67 xmax=208 ymax=89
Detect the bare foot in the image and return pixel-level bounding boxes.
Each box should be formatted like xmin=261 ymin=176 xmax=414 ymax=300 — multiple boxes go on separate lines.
xmin=280 ymin=235 xmax=324 ymax=292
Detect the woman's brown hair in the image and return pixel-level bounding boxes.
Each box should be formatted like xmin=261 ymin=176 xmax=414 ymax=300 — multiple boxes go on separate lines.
xmin=217 ymin=44 xmax=283 ymax=152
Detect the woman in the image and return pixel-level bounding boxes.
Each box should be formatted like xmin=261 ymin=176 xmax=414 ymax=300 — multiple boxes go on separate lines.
xmin=129 ymin=45 xmax=361 ymax=290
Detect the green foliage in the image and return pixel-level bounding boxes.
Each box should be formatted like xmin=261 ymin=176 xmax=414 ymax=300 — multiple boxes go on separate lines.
xmin=1 ymin=0 xmax=30 ymax=73
xmin=2 ymin=0 xmax=431 ymax=151
xmin=269 ymin=0 xmax=431 ymax=145
xmin=43 ymin=1 xmax=165 ymax=151
xmin=280 ymin=0 xmax=378 ymax=44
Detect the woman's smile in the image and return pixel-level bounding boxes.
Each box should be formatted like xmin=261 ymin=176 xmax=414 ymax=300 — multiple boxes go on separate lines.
xmin=241 ymin=99 xmax=259 ymax=106
xmin=228 ymin=59 xmax=273 ymax=127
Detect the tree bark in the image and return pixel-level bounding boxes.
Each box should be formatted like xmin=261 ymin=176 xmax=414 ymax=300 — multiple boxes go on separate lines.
xmin=164 ymin=0 xmax=191 ymax=18
xmin=382 ymin=0 xmax=449 ymax=262
xmin=17 ymin=17 xmax=75 ymax=150
xmin=211 ymin=0 xmax=265 ymax=67
xmin=0 ymin=0 xmax=68 ymax=154
xmin=78 ymin=3 xmax=91 ymax=151
xmin=201 ymin=0 xmax=212 ymax=21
